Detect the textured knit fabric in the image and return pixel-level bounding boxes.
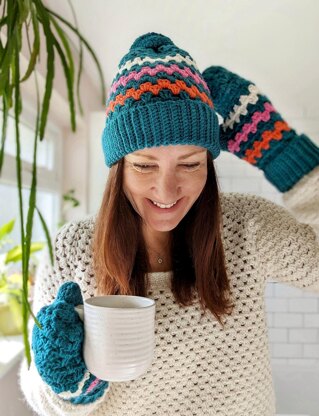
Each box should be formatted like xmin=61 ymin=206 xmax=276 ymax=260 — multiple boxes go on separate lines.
xmin=202 ymin=66 xmax=319 ymax=192
xmin=101 ymin=32 xmax=220 ymax=167
xmin=19 ymin=166 xmax=319 ymax=416
xmin=32 ymin=281 xmax=109 ymax=403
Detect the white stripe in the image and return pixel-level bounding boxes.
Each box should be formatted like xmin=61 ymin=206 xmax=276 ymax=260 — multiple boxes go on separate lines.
xmin=58 ymin=370 xmax=92 ymax=400
xmin=223 ymin=84 xmax=260 ymax=131
xmin=216 ymin=112 xmax=224 ymax=126
xmin=117 ymin=53 xmax=199 ymax=76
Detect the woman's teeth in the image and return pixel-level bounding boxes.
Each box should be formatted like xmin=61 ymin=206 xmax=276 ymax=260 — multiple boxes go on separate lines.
xmin=151 ymin=200 xmax=177 ymax=209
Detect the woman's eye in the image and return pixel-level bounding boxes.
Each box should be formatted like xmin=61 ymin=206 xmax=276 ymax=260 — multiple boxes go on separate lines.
xmin=132 ymin=163 xmax=155 ymax=172
xmin=182 ymin=163 xmax=200 ymax=170
xmin=131 ymin=162 xmax=201 ymax=172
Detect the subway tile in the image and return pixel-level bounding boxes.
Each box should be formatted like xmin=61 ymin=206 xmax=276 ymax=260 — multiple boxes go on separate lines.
xmin=266 ymin=313 xmax=273 ymax=327
xmin=288 ymin=298 xmax=318 ymax=313
xmin=273 ymin=313 xmax=303 ymax=327
xmin=268 ymin=328 xmax=288 ymax=343
xmin=272 ymin=343 xmax=303 ymax=358
xmin=304 ymin=344 xmax=319 ymax=358
xmin=287 ymin=358 xmax=319 ymax=366
xmin=265 ymin=298 xmax=288 ymax=312
xmin=289 ymin=329 xmax=318 ymax=343
xmin=270 ymin=358 xmax=288 ymax=366
xmin=274 ymin=284 xmax=304 ymax=298
xmin=300 ymin=291 xmax=319 ymax=299
xmin=304 ymin=314 xmax=319 ymax=327
xmin=265 ymin=283 xmax=275 ymax=298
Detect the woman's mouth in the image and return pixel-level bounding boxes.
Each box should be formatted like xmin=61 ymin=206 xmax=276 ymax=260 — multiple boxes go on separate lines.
xmin=146 ymin=198 xmax=182 ymax=212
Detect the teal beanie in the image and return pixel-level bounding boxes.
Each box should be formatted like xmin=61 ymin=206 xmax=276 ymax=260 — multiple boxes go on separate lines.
xmin=101 ymin=32 xmax=221 ymax=167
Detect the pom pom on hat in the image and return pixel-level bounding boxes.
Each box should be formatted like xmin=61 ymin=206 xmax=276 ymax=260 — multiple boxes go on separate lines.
xmin=129 ymin=32 xmax=173 ymax=51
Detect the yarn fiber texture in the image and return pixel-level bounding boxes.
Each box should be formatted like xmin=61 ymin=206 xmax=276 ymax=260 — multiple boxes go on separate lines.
xmin=32 ymin=282 xmax=86 ymax=394
xmin=32 ymin=281 xmax=109 ymax=404
xmin=202 ymin=66 xmax=319 ymax=192
xmin=101 ymin=32 xmax=220 ymax=167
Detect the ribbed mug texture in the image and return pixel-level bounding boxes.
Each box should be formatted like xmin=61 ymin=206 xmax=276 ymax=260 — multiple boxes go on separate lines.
xmin=77 ymin=295 xmax=156 ymax=382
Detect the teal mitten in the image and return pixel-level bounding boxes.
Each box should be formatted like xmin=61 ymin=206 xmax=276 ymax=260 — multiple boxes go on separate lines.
xmin=202 ymin=66 xmax=319 ymax=192
xmin=32 ymin=281 xmax=109 ymax=404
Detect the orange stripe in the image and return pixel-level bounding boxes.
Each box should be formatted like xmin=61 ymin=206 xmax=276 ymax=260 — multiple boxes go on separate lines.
xmin=243 ymin=121 xmax=291 ymax=164
xmin=105 ymin=79 xmax=213 ymax=116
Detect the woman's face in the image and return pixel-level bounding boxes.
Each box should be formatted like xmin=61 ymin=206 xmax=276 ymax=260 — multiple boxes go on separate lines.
xmin=123 ymin=145 xmax=208 ymax=233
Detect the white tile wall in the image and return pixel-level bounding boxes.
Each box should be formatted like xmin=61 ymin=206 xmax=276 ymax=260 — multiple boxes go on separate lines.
xmin=215 ymin=123 xmax=319 ymax=366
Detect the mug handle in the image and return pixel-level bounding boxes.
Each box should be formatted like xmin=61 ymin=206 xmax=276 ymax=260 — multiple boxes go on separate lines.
xmin=74 ymin=304 xmax=84 ymax=321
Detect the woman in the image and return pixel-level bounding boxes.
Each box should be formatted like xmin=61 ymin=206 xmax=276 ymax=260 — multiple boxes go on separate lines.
xmin=20 ymin=32 xmax=319 ymax=415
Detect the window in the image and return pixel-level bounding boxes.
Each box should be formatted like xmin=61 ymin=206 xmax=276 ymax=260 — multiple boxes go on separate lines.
xmin=0 ymin=109 xmax=62 ymax=251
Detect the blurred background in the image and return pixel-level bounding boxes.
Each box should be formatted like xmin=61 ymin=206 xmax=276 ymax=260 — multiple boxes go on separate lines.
xmin=0 ymin=1 xmax=318 ymax=415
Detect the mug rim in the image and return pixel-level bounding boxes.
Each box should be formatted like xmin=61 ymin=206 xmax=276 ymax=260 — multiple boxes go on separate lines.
xmin=85 ymin=295 xmax=155 ymax=309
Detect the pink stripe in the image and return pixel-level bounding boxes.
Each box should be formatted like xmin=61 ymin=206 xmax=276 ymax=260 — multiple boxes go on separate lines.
xmin=86 ymin=378 xmax=100 ymax=394
xmin=110 ymin=63 xmax=210 ymax=96
xmin=228 ymin=102 xmax=276 ymax=153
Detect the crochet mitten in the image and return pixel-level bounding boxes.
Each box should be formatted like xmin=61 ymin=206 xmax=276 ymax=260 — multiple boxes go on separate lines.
xmin=32 ymin=281 xmax=109 ymax=404
xmin=202 ymin=66 xmax=319 ymax=192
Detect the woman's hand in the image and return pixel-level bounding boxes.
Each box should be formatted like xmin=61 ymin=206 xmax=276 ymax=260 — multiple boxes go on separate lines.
xmin=32 ymin=281 xmax=109 ymax=404
xmin=203 ymin=66 xmax=319 ymax=192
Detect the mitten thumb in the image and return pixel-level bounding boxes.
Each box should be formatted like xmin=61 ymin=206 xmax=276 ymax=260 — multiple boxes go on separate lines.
xmin=56 ymin=281 xmax=83 ymax=306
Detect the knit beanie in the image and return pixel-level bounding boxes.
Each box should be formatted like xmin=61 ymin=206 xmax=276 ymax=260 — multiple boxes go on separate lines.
xmin=101 ymin=32 xmax=221 ymax=167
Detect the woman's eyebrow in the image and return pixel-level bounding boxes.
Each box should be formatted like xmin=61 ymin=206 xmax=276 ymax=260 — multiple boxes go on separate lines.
xmin=132 ymin=150 xmax=206 ymax=160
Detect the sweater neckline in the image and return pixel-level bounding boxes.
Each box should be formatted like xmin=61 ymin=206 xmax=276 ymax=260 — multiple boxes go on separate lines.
xmin=147 ymin=270 xmax=173 ymax=290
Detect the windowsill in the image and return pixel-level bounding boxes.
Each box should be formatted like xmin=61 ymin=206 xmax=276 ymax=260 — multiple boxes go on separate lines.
xmin=0 ymin=335 xmax=24 ymax=379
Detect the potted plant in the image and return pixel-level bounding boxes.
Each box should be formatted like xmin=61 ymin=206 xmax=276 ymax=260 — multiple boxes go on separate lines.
xmin=0 ymin=1 xmax=105 ymax=364
xmin=0 ymin=219 xmax=45 ymax=335
xmin=58 ymin=188 xmax=81 ymax=229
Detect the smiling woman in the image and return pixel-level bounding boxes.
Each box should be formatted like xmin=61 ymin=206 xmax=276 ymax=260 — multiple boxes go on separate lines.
xmin=122 ymin=145 xmax=208 ymax=270
xmin=19 ymin=31 xmax=319 ymax=416
xmin=93 ymin=143 xmax=231 ymax=316
xmin=123 ymin=145 xmax=208 ymax=249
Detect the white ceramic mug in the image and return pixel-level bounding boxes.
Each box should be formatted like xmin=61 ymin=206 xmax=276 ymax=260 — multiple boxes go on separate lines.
xmin=75 ymin=295 xmax=155 ymax=382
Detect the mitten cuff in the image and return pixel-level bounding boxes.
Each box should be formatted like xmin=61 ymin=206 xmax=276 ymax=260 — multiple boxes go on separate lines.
xmin=58 ymin=371 xmax=110 ymax=405
xmin=263 ymin=134 xmax=319 ymax=192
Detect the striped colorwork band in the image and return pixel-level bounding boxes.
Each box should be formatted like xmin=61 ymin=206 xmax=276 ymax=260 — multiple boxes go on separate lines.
xmin=106 ymin=78 xmax=214 ymax=117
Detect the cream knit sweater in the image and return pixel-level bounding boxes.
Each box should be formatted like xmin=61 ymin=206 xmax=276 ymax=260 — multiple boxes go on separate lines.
xmin=19 ymin=166 xmax=319 ymax=416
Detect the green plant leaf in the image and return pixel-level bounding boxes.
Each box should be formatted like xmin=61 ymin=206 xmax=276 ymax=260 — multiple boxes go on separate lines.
xmin=49 ymin=16 xmax=76 ymax=131
xmin=17 ymin=0 xmax=31 ymax=24
xmin=23 ymin=86 xmax=38 ymax=284
xmin=67 ymin=0 xmax=83 ymax=116
xmin=13 ymin=27 xmax=32 ymax=364
xmin=0 ymin=94 xmax=8 ymax=175
xmin=5 ymin=242 xmax=45 ymax=264
xmin=35 ymin=206 xmax=54 ymax=266
xmin=50 ymin=15 xmax=74 ymax=86
xmin=33 ymin=0 xmax=55 ymax=141
xmin=0 ymin=218 xmax=15 ymax=241
xmin=0 ymin=24 xmax=16 ymax=93
xmin=20 ymin=5 xmax=40 ymax=82
xmin=0 ymin=16 xmax=8 ymax=29
xmin=45 ymin=7 xmax=106 ymax=106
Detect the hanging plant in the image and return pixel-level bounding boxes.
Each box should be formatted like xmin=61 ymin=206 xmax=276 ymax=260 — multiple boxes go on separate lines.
xmin=0 ymin=0 xmax=106 ymax=365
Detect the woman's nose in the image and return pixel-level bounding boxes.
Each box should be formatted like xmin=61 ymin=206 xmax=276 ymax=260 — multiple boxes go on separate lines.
xmin=153 ymin=171 xmax=181 ymax=201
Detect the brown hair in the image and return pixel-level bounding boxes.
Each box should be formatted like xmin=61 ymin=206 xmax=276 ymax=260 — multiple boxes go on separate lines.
xmin=92 ymin=153 xmax=234 ymax=327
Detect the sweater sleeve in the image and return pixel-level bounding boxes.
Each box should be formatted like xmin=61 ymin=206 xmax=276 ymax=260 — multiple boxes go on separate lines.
xmin=19 ymin=221 xmax=110 ymax=416
xmin=252 ymin=165 xmax=319 ymax=292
